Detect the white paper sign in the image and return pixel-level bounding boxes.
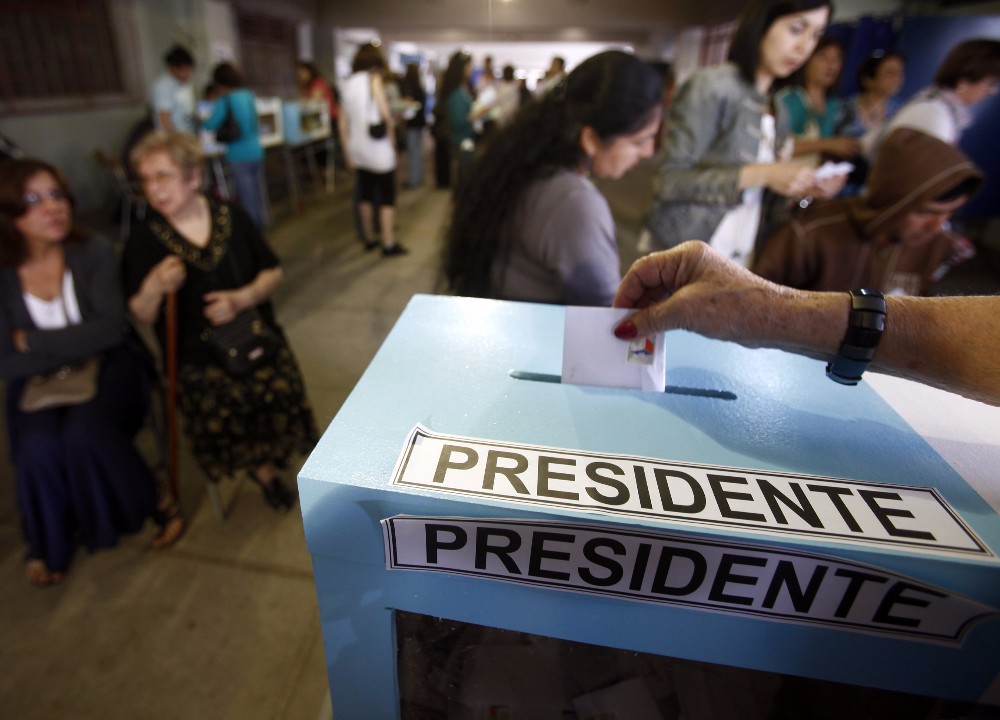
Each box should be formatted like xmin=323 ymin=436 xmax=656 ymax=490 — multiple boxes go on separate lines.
xmin=562 ymin=307 xmax=666 ymax=392
xmin=382 ymin=516 xmax=998 ymax=644
xmin=390 ymin=426 xmax=992 ymax=557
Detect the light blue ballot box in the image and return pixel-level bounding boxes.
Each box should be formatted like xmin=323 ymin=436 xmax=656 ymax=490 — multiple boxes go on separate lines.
xmin=299 ymin=294 xmax=1000 ymax=719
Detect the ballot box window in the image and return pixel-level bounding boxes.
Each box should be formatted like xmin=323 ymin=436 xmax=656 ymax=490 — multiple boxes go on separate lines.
xmin=395 ymin=611 xmax=992 ymax=719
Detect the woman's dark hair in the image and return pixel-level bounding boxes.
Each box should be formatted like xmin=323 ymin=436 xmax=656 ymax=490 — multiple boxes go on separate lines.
xmin=439 ymin=51 xmax=472 ymax=104
xmin=0 ymin=158 xmax=83 ymax=267
xmin=352 ymin=43 xmax=386 ymax=73
xmin=444 ymin=50 xmax=662 ymax=297
xmin=433 ymin=51 xmax=473 ymax=128
xmin=857 ymin=50 xmax=905 ymax=91
xmin=164 ymin=44 xmax=194 ymax=69
xmin=402 ymin=63 xmax=420 ymax=86
xmin=502 ymin=65 xmax=515 ymax=82
xmin=934 ymin=39 xmax=1000 ymax=89
xmin=728 ymin=0 xmax=834 ymax=85
xmin=297 ymin=61 xmax=320 ymax=86
xmin=784 ymin=35 xmax=844 ymax=97
xmin=212 ymin=62 xmax=245 ymax=89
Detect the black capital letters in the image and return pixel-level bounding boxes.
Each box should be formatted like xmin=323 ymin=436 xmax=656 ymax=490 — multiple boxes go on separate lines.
xmin=708 ymin=475 xmax=766 ymax=522
xmin=425 ymin=524 xmax=467 ymax=563
xmin=651 ymin=546 xmax=707 ymax=596
xmin=873 ymin=582 xmax=946 ymax=628
xmin=432 ymin=444 xmax=479 ymax=484
xmin=585 ymin=462 xmax=629 ymax=506
xmin=832 ymin=568 xmax=887 ymax=618
xmin=538 ymin=456 xmax=579 ymax=501
xmin=858 ymin=490 xmax=935 ymax=541
xmin=758 ymin=480 xmax=822 ymax=527
xmin=475 ymin=527 xmax=522 ymax=573
xmin=483 ymin=450 xmax=530 ymax=494
xmin=709 ymin=554 xmax=766 ymax=606
xmin=655 ymin=469 xmax=707 ymax=514
xmin=580 ymin=538 xmax=626 ymax=587
xmin=807 ymin=484 xmax=863 ymax=532
xmin=762 ymin=561 xmax=828 ymax=612
xmin=528 ymin=531 xmax=574 ymax=580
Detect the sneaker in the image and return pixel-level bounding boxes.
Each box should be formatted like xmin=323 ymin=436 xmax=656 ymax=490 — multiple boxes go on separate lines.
xmin=382 ymin=244 xmax=409 ymax=257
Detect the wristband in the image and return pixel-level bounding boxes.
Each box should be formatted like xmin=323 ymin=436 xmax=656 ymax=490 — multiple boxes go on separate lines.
xmin=826 ymin=289 xmax=886 ymax=386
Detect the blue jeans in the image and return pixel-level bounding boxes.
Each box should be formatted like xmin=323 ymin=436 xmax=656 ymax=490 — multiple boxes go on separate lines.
xmin=406 ymin=127 xmax=424 ymax=186
xmin=229 ymin=160 xmax=266 ymax=229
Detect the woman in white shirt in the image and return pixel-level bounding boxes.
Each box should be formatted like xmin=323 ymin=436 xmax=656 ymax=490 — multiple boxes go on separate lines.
xmin=0 ymin=159 xmax=169 ymax=586
xmin=338 ymin=42 xmax=407 ymax=256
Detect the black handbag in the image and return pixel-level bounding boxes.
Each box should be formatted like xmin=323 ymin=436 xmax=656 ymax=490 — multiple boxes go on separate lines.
xmin=199 ymin=248 xmax=279 ymax=376
xmin=366 ymin=76 xmax=388 ymax=139
xmin=201 ymin=308 xmax=279 ymax=376
xmin=215 ymin=95 xmax=242 ymax=143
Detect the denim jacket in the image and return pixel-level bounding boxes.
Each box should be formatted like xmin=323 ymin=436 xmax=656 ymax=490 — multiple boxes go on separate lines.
xmin=646 ymin=63 xmax=790 ymax=249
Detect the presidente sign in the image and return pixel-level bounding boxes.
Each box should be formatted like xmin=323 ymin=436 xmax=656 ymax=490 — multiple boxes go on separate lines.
xmin=390 ymin=426 xmax=991 ymax=557
xmin=382 ymin=516 xmax=997 ymax=643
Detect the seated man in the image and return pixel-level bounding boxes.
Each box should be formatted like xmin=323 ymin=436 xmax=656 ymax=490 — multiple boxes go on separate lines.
xmin=752 ymin=128 xmax=983 ymax=296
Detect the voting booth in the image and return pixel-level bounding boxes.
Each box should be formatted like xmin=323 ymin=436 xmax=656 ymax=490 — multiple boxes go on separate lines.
xmin=282 ymin=99 xmax=331 ymax=145
xmin=298 ymin=294 xmax=1000 ymax=719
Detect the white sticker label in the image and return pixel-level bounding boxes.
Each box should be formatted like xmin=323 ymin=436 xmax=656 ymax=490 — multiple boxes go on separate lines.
xmin=382 ymin=516 xmax=997 ymax=644
xmin=390 ymin=426 xmax=991 ymax=557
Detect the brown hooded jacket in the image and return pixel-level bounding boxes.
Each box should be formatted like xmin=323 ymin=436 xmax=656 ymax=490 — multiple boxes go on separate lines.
xmin=753 ymin=128 xmax=983 ymax=295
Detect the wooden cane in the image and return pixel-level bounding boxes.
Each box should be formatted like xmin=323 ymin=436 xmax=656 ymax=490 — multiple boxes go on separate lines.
xmin=165 ymin=292 xmax=180 ymax=499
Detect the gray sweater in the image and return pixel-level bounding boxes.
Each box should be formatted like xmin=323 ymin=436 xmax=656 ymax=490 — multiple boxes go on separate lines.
xmin=490 ymin=169 xmax=620 ymax=306
xmin=0 ymin=234 xmax=125 ymax=380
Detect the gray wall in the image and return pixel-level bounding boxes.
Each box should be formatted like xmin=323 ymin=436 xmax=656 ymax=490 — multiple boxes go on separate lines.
xmin=0 ymin=0 xmax=317 ymax=215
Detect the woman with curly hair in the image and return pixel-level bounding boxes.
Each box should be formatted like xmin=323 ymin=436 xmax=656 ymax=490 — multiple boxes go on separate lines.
xmin=444 ymin=50 xmax=662 ymax=306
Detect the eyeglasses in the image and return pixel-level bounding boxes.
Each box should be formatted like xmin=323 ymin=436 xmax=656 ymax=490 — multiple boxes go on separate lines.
xmin=139 ymin=170 xmax=182 ymax=187
xmin=23 ymin=189 xmax=68 ymax=207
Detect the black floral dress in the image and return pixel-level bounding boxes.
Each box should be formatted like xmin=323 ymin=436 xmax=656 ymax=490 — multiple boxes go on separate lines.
xmin=123 ymin=198 xmax=318 ymax=482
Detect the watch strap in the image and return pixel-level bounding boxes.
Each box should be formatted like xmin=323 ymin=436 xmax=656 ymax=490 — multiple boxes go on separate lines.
xmin=826 ymin=289 xmax=886 ymax=386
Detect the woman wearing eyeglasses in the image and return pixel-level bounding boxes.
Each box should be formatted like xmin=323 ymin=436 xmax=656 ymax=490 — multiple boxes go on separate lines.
xmin=123 ymin=131 xmax=318 ymax=513
xmin=0 ymin=158 xmax=172 ymax=586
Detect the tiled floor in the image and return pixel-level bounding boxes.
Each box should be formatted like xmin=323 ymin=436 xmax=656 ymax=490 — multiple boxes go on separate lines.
xmin=0 ymin=154 xmax=996 ymax=719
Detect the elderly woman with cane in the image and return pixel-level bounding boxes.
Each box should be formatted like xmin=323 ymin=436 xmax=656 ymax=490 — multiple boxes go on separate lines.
xmin=124 ymin=131 xmax=317 ymax=511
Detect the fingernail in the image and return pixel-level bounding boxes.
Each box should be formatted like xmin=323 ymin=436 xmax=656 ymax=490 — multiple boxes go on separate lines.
xmin=614 ymin=320 xmax=637 ymax=340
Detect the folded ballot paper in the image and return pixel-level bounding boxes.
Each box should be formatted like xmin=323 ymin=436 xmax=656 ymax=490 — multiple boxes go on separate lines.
xmin=562 ymin=307 xmax=666 ymax=392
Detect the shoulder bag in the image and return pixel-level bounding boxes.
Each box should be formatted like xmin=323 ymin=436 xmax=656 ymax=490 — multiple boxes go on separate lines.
xmin=19 ymin=294 xmax=101 ymax=412
xmin=200 ymin=250 xmax=279 ymax=376
xmin=367 ymin=76 xmax=388 ymax=139
xmin=215 ymin=95 xmax=242 ymax=143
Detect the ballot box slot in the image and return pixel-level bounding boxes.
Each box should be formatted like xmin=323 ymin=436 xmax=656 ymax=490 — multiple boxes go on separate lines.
xmin=508 ymin=369 xmax=737 ymax=400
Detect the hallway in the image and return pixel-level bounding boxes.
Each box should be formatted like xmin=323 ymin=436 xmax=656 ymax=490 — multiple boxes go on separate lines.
xmin=0 ymin=174 xmax=453 ymax=720
xmin=0 ymin=153 xmax=997 ymax=718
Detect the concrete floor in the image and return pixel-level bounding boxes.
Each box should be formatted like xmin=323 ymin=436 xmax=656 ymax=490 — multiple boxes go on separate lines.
xmin=0 ymin=153 xmax=997 ymax=720
xmin=0 ymin=171 xmax=452 ymax=720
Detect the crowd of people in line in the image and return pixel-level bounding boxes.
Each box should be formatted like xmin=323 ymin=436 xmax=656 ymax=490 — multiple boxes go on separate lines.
xmin=2 ymin=0 xmax=999 ymax=588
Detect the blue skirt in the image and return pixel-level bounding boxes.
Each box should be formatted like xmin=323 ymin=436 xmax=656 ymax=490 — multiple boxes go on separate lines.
xmin=5 ymin=343 xmax=158 ymax=573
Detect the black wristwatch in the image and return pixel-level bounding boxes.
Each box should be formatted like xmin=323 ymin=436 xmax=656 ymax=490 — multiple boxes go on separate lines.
xmin=826 ymin=289 xmax=886 ymax=386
